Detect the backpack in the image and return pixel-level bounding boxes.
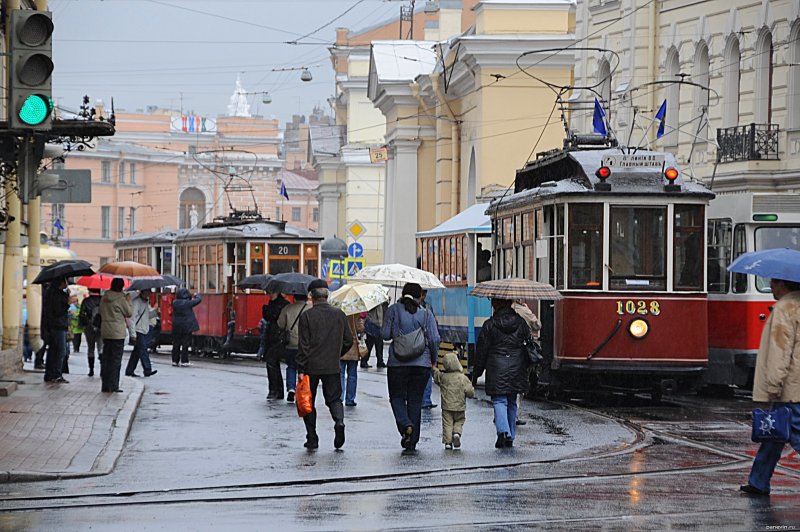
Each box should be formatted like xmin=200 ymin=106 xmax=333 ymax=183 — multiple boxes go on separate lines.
xmin=79 ymin=297 xmax=101 ymax=331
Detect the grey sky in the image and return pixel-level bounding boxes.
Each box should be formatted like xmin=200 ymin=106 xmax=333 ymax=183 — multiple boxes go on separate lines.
xmin=50 ymin=0 xmax=402 ymax=124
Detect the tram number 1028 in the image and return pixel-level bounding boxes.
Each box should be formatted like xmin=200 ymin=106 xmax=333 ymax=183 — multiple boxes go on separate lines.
xmin=615 ymin=300 xmax=661 ymax=316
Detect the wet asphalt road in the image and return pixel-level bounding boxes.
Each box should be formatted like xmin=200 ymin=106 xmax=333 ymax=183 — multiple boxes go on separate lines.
xmin=1 ymin=350 xmax=799 ymax=531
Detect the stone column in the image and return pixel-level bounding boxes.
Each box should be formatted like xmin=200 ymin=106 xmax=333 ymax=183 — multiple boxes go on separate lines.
xmin=384 ymin=139 xmax=421 ymax=266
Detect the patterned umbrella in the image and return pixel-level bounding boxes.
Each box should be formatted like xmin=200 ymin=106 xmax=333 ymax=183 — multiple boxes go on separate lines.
xmin=329 ymin=283 xmax=389 ymax=316
xmin=349 ymin=263 xmax=444 ymax=289
xmin=469 ymin=278 xmax=563 ymax=300
xmin=97 ymin=261 xmax=161 ymax=279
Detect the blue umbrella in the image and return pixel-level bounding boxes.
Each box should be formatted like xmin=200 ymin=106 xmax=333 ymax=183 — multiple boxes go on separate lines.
xmin=727 ymin=248 xmax=800 ymax=283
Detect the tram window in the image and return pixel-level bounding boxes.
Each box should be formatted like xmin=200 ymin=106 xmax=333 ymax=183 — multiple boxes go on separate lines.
xmin=236 ymin=244 xmax=246 ymax=261
xmin=522 ymin=212 xmax=534 ymax=242
xmin=706 ymin=219 xmax=732 ymax=293
xmin=732 ymin=224 xmax=748 ymax=293
xmin=568 ymin=203 xmax=603 ymax=290
xmin=754 ymin=226 xmax=800 ymax=292
xmin=674 ymin=205 xmax=704 ymax=291
xmin=206 ymin=265 xmax=217 ymax=292
xmin=477 ymin=237 xmax=492 ymax=282
xmin=504 ymin=249 xmax=514 ymax=279
xmin=304 ymin=244 xmax=319 ymax=276
xmin=268 ymin=243 xmax=300 ymax=274
xmin=250 ymin=243 xmax=265 ymax=275
xmin=609 ymin=206 xmax=666 ymax=291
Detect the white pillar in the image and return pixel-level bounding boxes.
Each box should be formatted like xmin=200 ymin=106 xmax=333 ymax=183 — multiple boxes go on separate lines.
xmin=385 ymin=139 xmax=420 ymax=266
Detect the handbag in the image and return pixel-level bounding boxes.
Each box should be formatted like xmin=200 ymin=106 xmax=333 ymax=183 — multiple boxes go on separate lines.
xmin=523 ymin=338 xmax=543 ymax=365
xmin=357 ymin=334 xmax=369 ymax=360
xmin=393 ymin=310 xmax=428 ymax=362
xmin=296 ymin=374 xmax=313 ymax=417
xmin=751 ymin=406 xmax=792 ymax=443
xmin=280 ymin=304 xmax=306 ymax=347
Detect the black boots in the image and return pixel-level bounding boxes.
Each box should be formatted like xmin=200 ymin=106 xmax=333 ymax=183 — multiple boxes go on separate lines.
xmin=88 ymin=357 xmax=95 ymax=377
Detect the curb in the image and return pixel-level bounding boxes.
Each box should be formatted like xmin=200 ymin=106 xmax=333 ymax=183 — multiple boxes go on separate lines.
xmin=0 ymin=377 xmax=145 ymax=483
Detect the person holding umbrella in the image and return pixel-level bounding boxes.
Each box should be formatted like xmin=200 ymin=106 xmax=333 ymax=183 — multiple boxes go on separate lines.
xmin=473 ymin=298 xmax=534 ymax=448
xmin=125 ymin=290 xmax=158 ymax=378
xmin=42 ymin=277 xmax=70 ymax=384
xmin=99 ymin=278 xmax=133 ymax=393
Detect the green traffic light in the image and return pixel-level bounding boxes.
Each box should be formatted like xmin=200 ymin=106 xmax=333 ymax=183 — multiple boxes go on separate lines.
xmin=18 ymin=94 xmax=53 ymax=126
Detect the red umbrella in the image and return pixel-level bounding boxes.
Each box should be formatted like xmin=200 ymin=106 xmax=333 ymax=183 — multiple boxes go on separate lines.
xmin=76 ymin=273 xmax=130 ymax=290
xmin=98 ymin=261 xmax=161 ymax=280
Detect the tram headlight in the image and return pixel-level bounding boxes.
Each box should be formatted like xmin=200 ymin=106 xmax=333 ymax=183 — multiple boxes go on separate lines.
xmin=628 ymin=318 xmax=649 ymax=339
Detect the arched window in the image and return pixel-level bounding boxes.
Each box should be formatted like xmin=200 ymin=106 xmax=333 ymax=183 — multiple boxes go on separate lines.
xmin=723 ymin=35 xmax=741 ymax=128
xmin=596 ymin=58 xmax=612 ymax=112
xmin=664 ymin=47 xmax=680 ymax=146
xmin=693 ymin=42 xmax=710 ymax=139
xmin=789 ymin=21 xmax=800 ymax=129
xmin=755 ymin=28 xmax=774 ymax=124
xmin=179 ymin=187 xmax=206 ymax=229
xmin=466 ymin=148 xmax=476 ymax=208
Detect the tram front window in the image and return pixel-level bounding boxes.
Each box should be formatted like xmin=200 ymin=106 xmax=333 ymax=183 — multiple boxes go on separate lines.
xmin=609 ymin=206 xmax=666 ymax=291
xmin=754 ymin=226 xmax=800 ymax=292
xmin=568 ymin=203 xmax=602 ymax=289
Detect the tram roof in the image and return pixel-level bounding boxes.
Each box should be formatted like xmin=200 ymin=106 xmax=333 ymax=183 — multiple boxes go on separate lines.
xmin=416 ymin=203 xmax=491 ymax=237
xmin=501 ymin=148 xmax=713 ymax=210
xmin=114 ymin=228 xmax=189 ymax=248
xmin=175 ymin=221 xmax=322 ymax=243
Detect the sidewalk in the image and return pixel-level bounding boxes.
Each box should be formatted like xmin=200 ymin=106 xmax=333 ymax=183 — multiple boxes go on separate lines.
xmin=0 ymin=361 xmax=143 ymax=483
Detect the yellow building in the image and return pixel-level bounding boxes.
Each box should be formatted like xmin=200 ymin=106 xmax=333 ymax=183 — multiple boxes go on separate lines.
xmin=368 ymin=0 xmax=576 ymax=265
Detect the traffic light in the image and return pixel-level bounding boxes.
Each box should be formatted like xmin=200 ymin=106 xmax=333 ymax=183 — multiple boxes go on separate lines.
xmin=8 ymin=10 xmax=54 ymax=131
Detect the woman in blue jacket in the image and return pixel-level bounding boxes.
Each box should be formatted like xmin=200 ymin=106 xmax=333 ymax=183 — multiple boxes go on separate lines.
xmin=382 ymin=282 xmax=440 ymax=455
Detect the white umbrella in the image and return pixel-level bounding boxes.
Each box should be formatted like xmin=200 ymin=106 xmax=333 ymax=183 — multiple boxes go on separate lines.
xmin=329 ymin=283 xmax=389 ymax=315
xmin=350 ymin=263 xmax=444 ymax=289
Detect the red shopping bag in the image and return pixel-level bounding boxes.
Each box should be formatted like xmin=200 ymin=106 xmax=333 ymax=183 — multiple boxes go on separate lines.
xmin=296 ymin=374 xmax=313 ymax=417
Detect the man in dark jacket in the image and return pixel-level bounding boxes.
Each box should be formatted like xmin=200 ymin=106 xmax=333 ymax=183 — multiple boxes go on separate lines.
xmin=263 ymin=290 xmax=289 ymax=400
xmin=42 ymin=277 xmax=70 ymax=383
xmin=473 ymin=298 xmax=532 ymax=448
xmin=296 ymin=279 xmax=353 ymax=450
xmin=171 ymin=288 xmax=201 ymax=367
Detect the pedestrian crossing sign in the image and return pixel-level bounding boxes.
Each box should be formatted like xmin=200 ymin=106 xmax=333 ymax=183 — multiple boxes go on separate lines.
xmin=330 ymin=260 xmax=345 ymax=277
xmin=346 ymin=258 xmax=365 ymax=277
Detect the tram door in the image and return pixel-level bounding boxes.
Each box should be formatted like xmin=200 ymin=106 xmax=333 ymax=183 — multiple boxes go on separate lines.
xmin=535 ymin=205 xmax=562 ymax=363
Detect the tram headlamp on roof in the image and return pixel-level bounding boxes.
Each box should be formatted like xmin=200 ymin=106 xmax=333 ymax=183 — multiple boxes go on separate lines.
xmin=664 ymin=167 xmax=681 ymax=192
xmin=594 ymin=166 xmax=612 ymax=191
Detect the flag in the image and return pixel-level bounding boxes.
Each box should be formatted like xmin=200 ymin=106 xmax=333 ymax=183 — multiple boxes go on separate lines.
xmin=279 ymin=181 xmax=289 ymax=201
xmin=655 ymin=99 xmax=667 ymax=139
xmin=53 ymin=218 xmax=64 ymax=231
xmin=592 ymin=97 xmax=607 ymax=136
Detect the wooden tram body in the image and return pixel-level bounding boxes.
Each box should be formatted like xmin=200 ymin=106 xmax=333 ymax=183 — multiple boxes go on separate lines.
xmin=490 ymin=146 xmax=714 ymax=399
xmin=115 ymin=214 xmax=322 ymax=356
xmin=705 ymin=192 xmax=800 ymax=388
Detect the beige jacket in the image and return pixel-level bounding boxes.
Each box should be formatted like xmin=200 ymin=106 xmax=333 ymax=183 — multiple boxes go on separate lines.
xmin=753 ymin=291 xmax=800 ymax=402
xmin=513 ymin=301 xmax=541 ymax=336
xmin=277 ymin=301 xmax=309 ymax=349
xmin=100 ymin=291 xmax=133 ymax=340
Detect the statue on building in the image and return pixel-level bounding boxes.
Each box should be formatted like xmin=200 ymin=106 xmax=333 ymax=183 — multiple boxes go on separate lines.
xmin=227 ymin=74 xmax=252 ymax=118
xmin=189 ymin=205 xmax=199 ymax=228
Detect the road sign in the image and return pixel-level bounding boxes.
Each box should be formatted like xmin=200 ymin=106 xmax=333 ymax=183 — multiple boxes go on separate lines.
xmin=40 ymin=169 xmax=92 ymax=203
xmin=601 ymin=153 xmax=665 ymax=169
xmin=348 ymin=242 xmax=363 ymax=258
xmin=347 ymin=220 xmax=366 ymax=240
xmin=330 ymin=259 xmax=345 ymax=277
xmin=346 ymin=258 xmax=365 ymax=277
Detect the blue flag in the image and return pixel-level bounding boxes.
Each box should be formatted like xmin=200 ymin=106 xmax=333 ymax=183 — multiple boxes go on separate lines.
xmin=655 ymin=99 xmax=667 ymax=139
xmin=279 ymin=182 xmax=289 ymax=201
xmin=592 ymin=97 xmax=607 ymax=136
xmin=53 ymin=218 xmax=64 ymax=231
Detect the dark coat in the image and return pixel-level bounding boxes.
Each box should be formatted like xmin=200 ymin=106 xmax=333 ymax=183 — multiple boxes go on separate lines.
xmin=42 ymin=282 xmax=69 ymax=333
xmin=172 ymin=288 xmax=201 ymax=334
xmin=262 ymin=295 xmax=289 ymax=343
xmin=296 ymin=302 xmax=353 ymax=375
xmin=473 ymin=306 xmax=532 ymax=395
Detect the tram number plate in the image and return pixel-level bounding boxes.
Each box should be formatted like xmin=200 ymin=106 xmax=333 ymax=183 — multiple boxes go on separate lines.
xmin=615 ymin=300 xmax=661 ymax=316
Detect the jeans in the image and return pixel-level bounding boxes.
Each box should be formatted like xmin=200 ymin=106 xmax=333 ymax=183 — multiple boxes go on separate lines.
xmin=285 ymin=348 xmax=298 ymax=392
xmin=422 ymin=371 xmax=435 ymax=407
xmin=340 ymin=360 xmax=358 ymax=404
xmin=747 ymin=402 xmax=800 ymax=492
xmin=44 ymin=330 xmax=67 ymax=382
xmin=387 ymin=366 xmax=429 ymax=448
xmin=101 ymin=338 xmax=124 ymax=392
xmin=302 ymin=373 xmax=344 ymax=440
xmin=126 ymin=327 xmax=153 ymax=375
xmin=491 ymin=394 xmax=518 ymax=440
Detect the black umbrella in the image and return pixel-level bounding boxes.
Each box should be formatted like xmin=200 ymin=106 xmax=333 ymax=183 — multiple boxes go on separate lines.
xmin=128 ymin=274 xmax=184 ymax=291
xmin=237 ymin=274 xmax=272 ymax=291
xmin=33 ymin=259 xmax=94 ymax=284
xmin=264 ymin=272 xmax=317 ymax=295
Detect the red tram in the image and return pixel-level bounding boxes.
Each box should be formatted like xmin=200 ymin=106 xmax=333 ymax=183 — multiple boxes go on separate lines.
xmin=489 ymin=141 xmax=714 ymax=400
xmin=115 ymin=212 xmax=322 ymax=356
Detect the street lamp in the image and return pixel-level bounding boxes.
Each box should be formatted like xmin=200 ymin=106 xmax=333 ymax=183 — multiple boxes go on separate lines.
xmin=262 ymin=92 xmax=272 ymax=104
xmin=300 ymin=68 xmax=312 ymax=82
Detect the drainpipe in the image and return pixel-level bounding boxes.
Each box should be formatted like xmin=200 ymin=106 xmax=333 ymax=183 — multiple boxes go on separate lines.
xmin=430 ymin=72 xmax=462 ymax=215
xmin=26 ymin=198 xmax=43 ymax=352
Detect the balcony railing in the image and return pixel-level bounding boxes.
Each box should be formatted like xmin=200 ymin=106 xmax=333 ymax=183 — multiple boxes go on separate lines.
xmin=716 ymin=123 xmax=779 ymax=163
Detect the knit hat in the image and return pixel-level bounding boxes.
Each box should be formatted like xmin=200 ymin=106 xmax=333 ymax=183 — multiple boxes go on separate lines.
xmin=308 ymin=279 xmax=328 ymax=291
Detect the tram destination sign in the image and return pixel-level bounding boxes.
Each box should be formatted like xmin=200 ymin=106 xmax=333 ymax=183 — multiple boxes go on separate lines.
xmin=601 ymin=153 xmax=665 ymax=169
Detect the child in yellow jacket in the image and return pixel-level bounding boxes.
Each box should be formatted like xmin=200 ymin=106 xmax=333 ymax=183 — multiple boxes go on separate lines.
xmin=433 ymin=352 xmax=475 ymax=449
